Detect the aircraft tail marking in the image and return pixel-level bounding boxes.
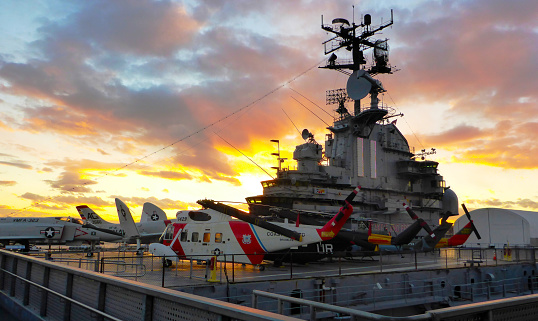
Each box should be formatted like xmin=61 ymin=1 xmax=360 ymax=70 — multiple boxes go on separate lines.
xmin=76 ymin=205 xmax=111 ymax=225
xmin=141 ymin=202 xmax=168 ymax=222
xmin=115 ymin=198 xmax=140 ymax=239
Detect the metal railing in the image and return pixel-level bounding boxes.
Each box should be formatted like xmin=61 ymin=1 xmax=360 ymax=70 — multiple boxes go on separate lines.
xmin=30 ymin=247 xmax=538 ymax=288
xmin=253 ymin=290 xmax=538 ymax=321
xmin=0 ymin=249 xmax=301 ymax=321
xmin=2 ymin=268 xmax=122 ymax=321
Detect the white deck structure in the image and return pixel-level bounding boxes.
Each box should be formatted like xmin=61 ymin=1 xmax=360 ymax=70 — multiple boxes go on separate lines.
xmin=455 ymin=208 xmax=538 ymax=247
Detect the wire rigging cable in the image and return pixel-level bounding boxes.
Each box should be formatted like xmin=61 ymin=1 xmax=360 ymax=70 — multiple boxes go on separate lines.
xmin=213 ymin=131 xmax=274 ymax=180
xmin=12 ymin=58 xmax=326 ymax=214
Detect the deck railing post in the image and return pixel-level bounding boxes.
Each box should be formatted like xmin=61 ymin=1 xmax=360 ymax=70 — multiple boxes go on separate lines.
xmin=23 ymin=261 xmax=32 ymax=306
xmin=252 ymin=292 xmax=258 ymax=308
xmin=63 ymin=273 xmax=73 ymax=321
xmin=310 ymin=305 xmax=316 ymax=321
xmin=290 ymin=252 xmax=293 ymax=279
xmin=97 ymin=282 xmax=106 ymax=321
xmin=379 ymin=249 xmax=383 ymax=272
xmin=9 ymin=257 xmax=17 ymax=297
xmin=40 ymin=266 xmax=50 ymax=317
xmin=0 ymin=253 xmax=5 ymax=290
xmin=143 ymin=294 xmax=153 ymax=321
xmin=161 ymin=258 xmax=166 ymax=287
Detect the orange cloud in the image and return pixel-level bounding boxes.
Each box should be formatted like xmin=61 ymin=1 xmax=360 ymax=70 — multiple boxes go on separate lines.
xmin=139 ymin=170 xmax=194 ymax=181
xmin=465 ymin=198 xmax=538 ymax=211
xmin=418 ymin=119 xmax=538 ymax=169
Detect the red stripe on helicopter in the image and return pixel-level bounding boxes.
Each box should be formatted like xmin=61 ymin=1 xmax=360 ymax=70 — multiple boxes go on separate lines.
xmin=229 ymin=221 xmax=266 ymax=265
xmin=168 ymin=223 xmax=187 ymax=257
xmin=448 ymin=222 xmax=473 ymax=246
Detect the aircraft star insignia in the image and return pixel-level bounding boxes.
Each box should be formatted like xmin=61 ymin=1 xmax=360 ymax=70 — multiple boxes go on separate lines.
xmin=41 ymin=227 xmax=58 ymax=238
xmin=151 ymin=214 xmax=159 ymax=221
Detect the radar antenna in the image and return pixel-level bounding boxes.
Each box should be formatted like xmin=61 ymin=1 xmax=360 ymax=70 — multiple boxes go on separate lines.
xmin=301 ymin=129 xmax=318 ymax=145
xmin=321 ymin=9 xmax=393 ymax=75
xmin=321 ymin=9 xmax=394 ymax=137
xmin=326 ymin=89 xmax=352 ymax=118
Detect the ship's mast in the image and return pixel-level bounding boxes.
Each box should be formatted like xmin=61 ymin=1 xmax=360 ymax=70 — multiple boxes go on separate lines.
xmin=321 ymin=10 xmax=394 ymax=134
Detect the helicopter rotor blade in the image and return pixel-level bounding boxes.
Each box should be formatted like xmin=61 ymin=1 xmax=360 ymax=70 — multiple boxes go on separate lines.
xmin=461 ymin=203 xmax=481 ymax=240
xmin=197 ymin=199 xmax=303 ymax=241
xmin=403 ymin=203 xmax=436 ymax=239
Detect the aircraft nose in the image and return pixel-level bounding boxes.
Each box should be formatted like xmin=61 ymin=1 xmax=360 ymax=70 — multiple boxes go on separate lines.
xmin=148 ymin=243 xmax=160 ymax=255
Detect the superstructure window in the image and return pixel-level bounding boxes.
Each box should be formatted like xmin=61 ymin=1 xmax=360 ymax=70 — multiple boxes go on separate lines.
xmin=215 ymin=233 xmax=222 ymax=243
xmin=191 ymin=232 xmax=199 ymax=242
xmin=431 ymin=180 xmax=446 ymax=188
xmin=203 ymin=232 xmax=211 ymax=243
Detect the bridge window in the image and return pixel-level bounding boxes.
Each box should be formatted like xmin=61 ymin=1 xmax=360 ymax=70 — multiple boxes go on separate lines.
xmin=180 ymin=230 xmax=187 ymax=242
xmin=203 ymin=232 xmax=211 ymax=243
xmin=215 ymin=233 xmax=222 ymax=243
xmin=191 ymin=232 xmax=199 ymax=242
xmin=430 ymin=180 xmax=446 ymax=188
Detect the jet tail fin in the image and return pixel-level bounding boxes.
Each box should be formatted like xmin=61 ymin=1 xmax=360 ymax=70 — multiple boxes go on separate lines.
xmin=76 ymin=205 xmax=111 ymax=225
xmin=140 ymin=202 xmax=168 ymax=222
xmin=115 ymin=198 xmax=140 ymax=239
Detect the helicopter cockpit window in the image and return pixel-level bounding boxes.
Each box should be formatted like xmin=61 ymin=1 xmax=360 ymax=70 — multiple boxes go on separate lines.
xmin=163 ymin=224 xmax=174 ymax=240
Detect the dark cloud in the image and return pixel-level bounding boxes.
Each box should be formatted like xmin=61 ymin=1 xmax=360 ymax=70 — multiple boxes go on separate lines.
xmin=69 ymin=1 xmax=200 ymax=56
xmin=421 ymin=120 xmax=538 ymax=169
xmin=0 ymin=160 xmax=32 ymax=169
xmin=425 ymin=125 xmax=486 ymax=147
xmin=16 ymin=191 xmax=111 ymax=215
xmin=55 ymin=195 xmax=109 ymax=208
xmin=388 ymin=0 xmax=538 ymax=121
xmin=20 ymin=192 xmax=45 ymax=201
xmin=139 ymin=170 xmax=194 ymax=181
xmin=112 ymin=196 xmax=198 ymax=211
xmin=1 ymin=0 xmax=537 ymax=216
xmin=45 ymin=172 xmax=98 ymax=193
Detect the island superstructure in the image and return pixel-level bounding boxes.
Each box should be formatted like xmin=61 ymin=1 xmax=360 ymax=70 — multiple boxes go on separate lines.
xmin=246 ymin=10 xmax=458 ymax=233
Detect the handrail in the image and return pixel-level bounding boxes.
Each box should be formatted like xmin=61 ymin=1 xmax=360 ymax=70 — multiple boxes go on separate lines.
xmin=0 ymin=250 xmax=302 ymax=321
xmin=1 ymin=267 xmax=123 ymax=321
xmin=253 ymin=290 xmax=432 ymax=321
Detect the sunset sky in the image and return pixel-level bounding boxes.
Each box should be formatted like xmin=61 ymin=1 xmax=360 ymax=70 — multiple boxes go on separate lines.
xmin=1 ymin=0 xmax=537 ymax=223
